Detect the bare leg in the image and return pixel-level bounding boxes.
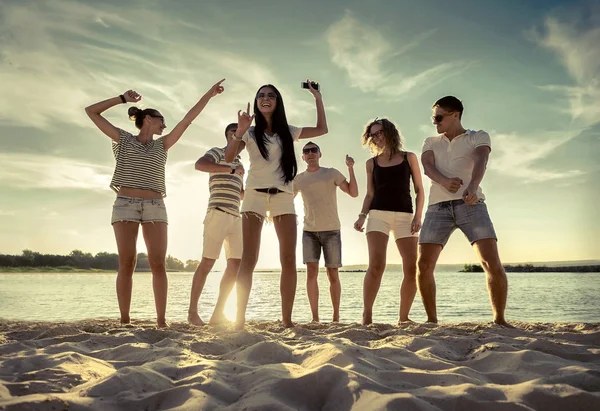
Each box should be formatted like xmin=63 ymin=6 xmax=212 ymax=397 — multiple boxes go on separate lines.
xmin=210 ymin=258 xmax=241 ymax=324
xmin=274 ymin=214 xmax=297 ymax=328
xmin=396 ymin=237 xmax=418 ymax=322
xmin=473 ymin=238 xmax=509 ymax=325
xmin=113 ymin=222 xmax=140 ymax=324
xmin=417 ymin=243 xmax=443 ymax=323
xmin=142 ymin=222 xmax=168 ymax=328
xmin=363 ymin=232 xmax=389 ymax=325
xmin=187 ymin=257 xmax=216 ymax=325
xmin=306 ymin=262 xmax=320 ymax=322
xmin=326 ymin=267 xmax=341 ymax=322
xmin=235 ymin=213 xmax=263 ymax=330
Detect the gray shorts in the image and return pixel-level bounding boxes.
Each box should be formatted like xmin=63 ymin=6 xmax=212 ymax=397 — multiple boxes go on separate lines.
xmin=302 ymin=230 xmax=342 ymax=268
xmin=111 ymin=196 xmax=168 ymax=224
xmin=419 ymin=199 xmax=496 ymax=246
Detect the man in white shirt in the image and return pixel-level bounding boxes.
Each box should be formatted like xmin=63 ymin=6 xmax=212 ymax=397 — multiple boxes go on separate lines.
xmin=294 ymin=142 xmax=358 ymax=322
xmin=419 ymin=96 xmax=508 ymax=326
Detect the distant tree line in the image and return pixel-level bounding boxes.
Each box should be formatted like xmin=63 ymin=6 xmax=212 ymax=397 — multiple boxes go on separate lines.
xmin=461 ymin=263 xmax=599 ymax=273
xmin=0 ymin=250 xmax=200 ymax=272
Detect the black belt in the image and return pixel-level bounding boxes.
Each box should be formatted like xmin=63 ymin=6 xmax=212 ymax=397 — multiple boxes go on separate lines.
xmin=255 ymin=188 xmax=284 ymax=194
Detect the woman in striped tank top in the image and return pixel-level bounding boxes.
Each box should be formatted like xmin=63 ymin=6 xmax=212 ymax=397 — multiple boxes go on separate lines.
xmin=84 ymin=79 xmax=226 ymax=328
xmin=353 ymin=119 xmax=425 ymax=325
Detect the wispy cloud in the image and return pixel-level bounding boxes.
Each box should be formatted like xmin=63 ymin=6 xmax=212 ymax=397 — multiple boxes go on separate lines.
xmin=0 ymin=0 xmax=289 ymax=133
xmin=0 ymin=153 xmax=113 ymax=190
xmin=531 ymin=11 xmax=600 ymax=127
xmin=325 ymin=12 xmax=470 ymax=98
xmin=489 ymin=130 xmax=585 ymax=182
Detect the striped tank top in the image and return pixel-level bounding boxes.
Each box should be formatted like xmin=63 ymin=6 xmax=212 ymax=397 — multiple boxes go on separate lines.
xmin=110 ymin=129 xmax=168 ymax=196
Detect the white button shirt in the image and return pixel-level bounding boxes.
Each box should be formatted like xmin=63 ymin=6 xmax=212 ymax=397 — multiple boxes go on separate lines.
xmin=422 ymin=129 xmax=491 ymax=205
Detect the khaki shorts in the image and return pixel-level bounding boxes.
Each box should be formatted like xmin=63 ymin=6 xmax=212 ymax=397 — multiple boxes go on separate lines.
xmin=202 ymin=208 xmax=242 ymax=260
xmin=366 ymin=209 xmax=416 ymax=240
xmin=240 ymin=189 xmax=295 ymax=220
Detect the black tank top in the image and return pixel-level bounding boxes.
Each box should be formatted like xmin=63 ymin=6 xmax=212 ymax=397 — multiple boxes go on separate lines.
xmin=370 ymin=152 xmax=413 ymax=213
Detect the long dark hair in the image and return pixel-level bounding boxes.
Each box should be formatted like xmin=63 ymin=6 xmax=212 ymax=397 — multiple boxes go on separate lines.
xmin=253 ymin=84 xmax=297 ymax=184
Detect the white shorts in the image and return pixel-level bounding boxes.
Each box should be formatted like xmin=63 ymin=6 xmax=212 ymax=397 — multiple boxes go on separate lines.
xmin=202 ymin=208 xmax=242 ymax=260
xmin=366 ymin=209 xmax=416 ymax=240
xmin=240 ymin=189 xmax=296 ymax=220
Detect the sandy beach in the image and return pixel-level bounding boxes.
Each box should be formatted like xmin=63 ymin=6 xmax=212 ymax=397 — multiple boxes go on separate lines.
xmin=0 ymin=320 xmax=598 ymax=410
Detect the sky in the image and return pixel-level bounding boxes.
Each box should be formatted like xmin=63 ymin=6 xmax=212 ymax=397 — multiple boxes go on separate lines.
xmin=0 ymin=0 xmax=598 ymax=269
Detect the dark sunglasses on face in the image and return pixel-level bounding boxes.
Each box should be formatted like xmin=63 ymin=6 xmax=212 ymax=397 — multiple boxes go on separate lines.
xmin=432 ymin=112 xmax=453 ymax=123
xmin=302 ymin=147 xmax=319 ymax=154
xmin=256 ymin=92 xmax=277 ymax=100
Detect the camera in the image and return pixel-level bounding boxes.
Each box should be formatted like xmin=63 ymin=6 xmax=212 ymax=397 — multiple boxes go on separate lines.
xmin=301 ymin=81 xmax=320 ymax=91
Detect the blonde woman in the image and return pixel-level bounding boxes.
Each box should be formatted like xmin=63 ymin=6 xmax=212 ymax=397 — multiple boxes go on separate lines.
xmin=354 ymin=118 xmax=424 ymax=324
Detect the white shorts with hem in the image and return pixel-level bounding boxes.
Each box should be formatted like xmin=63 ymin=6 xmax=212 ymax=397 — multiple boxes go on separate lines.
xmin=202 ymin=208 xmax=242 ymax=260
xmin=240 ymin=189 xmax=295 ymax=219
xmin=366 ymin=209 xmax=416 ymax=240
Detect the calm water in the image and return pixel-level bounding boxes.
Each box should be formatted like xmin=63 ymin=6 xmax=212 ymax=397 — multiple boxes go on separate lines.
xmin=0 ymin=271 xmax=599 ymax=323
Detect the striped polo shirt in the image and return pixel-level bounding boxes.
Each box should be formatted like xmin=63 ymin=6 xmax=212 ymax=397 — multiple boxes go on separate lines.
xmin=110 ymin=129 xmax=168 ymax=196
xmin=205 ymin=147 xmax=243 ymax=217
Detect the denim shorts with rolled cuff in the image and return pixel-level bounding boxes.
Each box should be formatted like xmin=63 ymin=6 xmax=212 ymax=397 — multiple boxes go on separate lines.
xmin=419 ymin=199 xmax=496 ymax=246
xmin=303 ymin=230 xmax=342 ymax=268
xmin=111 ymin=196 xmax=168 ymax=224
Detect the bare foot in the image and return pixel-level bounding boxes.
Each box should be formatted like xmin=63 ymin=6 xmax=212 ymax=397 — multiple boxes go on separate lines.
xmin=234 ymin=319 xmax=245 ymax=331
xmin=493 ymin=319 xmax=513 ymax=328
xmin=311 ymin=317 xmax=320 ymax=323
xmin=156 ymin=321 xmax=169 ymax=328
xmin=398 ymin=318 xmax=415 ymax=324
xmin=282 ymin=321 xmax=295 ymax=329
xmin=120 ymin=315 xmax=130 ymax=325
xmin=208 ymin=312 xmax=228 ymax=325
xmin=188 ymin=312 xmax=205 ymax=326
xmin=426 ymin=317 xmax=438 ymax=324
xmin=332 ymin=313 xmax=340 ymax=323
xmin=362 ymin=312 xmax=372 ymax=325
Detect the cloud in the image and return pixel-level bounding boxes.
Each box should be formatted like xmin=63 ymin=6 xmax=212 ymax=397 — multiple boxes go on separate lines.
xmin=0 ymin=0 xmax=289 ymax=133
xmin=531 ymin=11 xmax=600 ymax=127
xmin=489 ymin=129 xmax=585 ymax=182
xmin=325 ymin=13 xmax=470 ymax=98
xmin=0 ymin=153 xmax=113 ymax=190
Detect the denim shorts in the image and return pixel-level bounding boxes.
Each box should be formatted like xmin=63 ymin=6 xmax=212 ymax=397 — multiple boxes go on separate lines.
xmin=303 ymin=230 xmax=342 ymax=268
xmin=419 ymin=199 xmax=496 ymax=246
xmin=111 ymin=196 xmax=168 ymax=224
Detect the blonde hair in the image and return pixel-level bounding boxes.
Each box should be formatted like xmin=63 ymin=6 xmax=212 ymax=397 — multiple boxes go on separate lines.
xmin=361 ymin=118 xmax=404 ymax=159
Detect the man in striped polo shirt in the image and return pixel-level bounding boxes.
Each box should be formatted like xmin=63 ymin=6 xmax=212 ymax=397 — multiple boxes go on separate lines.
xmin=188 ymin=123 xmax=244 ymax=325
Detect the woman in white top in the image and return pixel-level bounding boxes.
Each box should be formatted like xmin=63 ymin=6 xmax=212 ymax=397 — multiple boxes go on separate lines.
xmin=225 ymin=81 xmax=328 ymax=329
xmin=85 ymin=79 xmax=225 ymax=328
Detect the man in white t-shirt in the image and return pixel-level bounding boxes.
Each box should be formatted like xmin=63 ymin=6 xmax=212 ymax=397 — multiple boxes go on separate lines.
xmin=294 ymin=142 xmax=358 ymax=322
xmin=418 ymin=96 xmax=509 ymax=326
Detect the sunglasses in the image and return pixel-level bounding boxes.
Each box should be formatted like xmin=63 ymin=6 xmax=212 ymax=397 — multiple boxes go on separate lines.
xmin=432 ymin=112 xmax=454 ymax=123
xmin=256 ymin=92 xmax=277 ymax=100
xmin=302 ymin=147 xmax=319 ymax=154
xmin=369 ymin=130 xmax=384 ymax=139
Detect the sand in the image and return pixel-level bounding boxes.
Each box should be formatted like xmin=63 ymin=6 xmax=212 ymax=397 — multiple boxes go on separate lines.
xmin=0 ymin=319 xmax=598 ymax=410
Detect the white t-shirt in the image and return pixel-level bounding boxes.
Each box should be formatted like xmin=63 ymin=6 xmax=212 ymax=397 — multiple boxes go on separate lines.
xmin=422 ymin=129 xmax=491 ymax=205
xmin=242 ymin=125 xmax=302 ymax=194
xmin=294 ymin=167 xmax=347 ymax=232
